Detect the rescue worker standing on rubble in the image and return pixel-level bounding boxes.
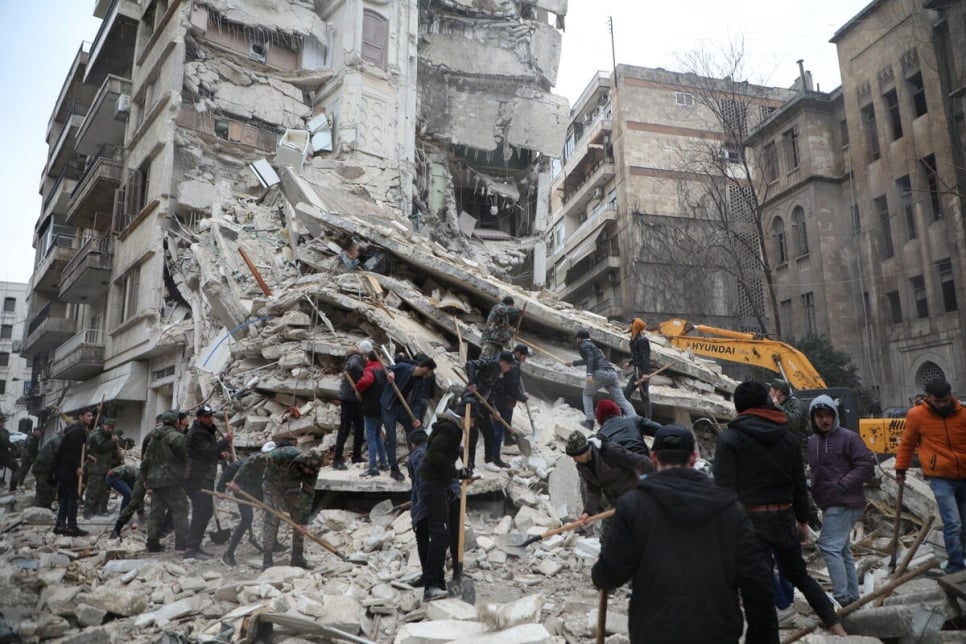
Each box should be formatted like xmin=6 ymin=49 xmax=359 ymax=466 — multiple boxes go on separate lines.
xmin=221 ymin=443 xmax=278 ymax=567
xmin=0 ymin=414 xmax=19 ymax=492
xmin=184 ymin=405 xmax=232 ymax=559
xmin=566 ymin=429 xmax=652 ymax=535
xmin=461 ymin=351 xmax=515 ymax=472
xmin=491 ymin=344 xmax=531 ymax=450
xmin=356 ymin=350 xmax=389 ymax=477
xmin=896 ymin=379 xmax=966 ymax=574
xmin=381 ymin=356 xmax=437 ymax=481
xmin=332 ymin=340 xmax=370 ymax=470
xmin=83 ymin=417 xmax=122 ymax=518
xmin=14 ymin=422 xmax=41 ymax=490
xmin=32 ymin=430 xmax=62 ymax=509
xmin=592 ymin=424 xmax=778 ymax=644
xmin=713 ymin=381 xmax=846 ymax=636
xmin=53 ymin=408 xmax=95 ymax=536
xmin=622 ymin=318 xmax=653 ymax=419
xmin=807 ymin=394 xmax=875 ymax=607
xmin=565 ymin=329 xmax=636 ymax=429
xmin=480 ymin=296 xmax=522 ymax=359
xmin=594 ymin=399 xmax=661 ymax=457
xmin=417 ymin=413 xmax=474 ymax=602
xmin=111 ymin=416 xmax=163 ymax=539
xmin=105 ymin=463 xmax=140 ymax=517
xmin=142 ymin=410 xmax=190 ymax=552
xmin=261 ymin=446 xmax=322 ymax=570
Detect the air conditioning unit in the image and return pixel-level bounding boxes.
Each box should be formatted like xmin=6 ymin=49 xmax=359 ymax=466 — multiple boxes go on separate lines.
xmin=249 ymin=41 xmax=268 ymax=64
xmin=114 ymin=94 xmax=130 ymax=121
xmin=12 ymin=340 xmax=22 ymax=353
xmin=593 ymin=186 xmax=605 ymax=199
xmin=717 ymin=148 xmax=732 ymax=161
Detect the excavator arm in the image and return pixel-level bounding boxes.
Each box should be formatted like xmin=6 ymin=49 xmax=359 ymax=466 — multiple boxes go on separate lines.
xmin=656 ymin=319 xmax=827 ymax=390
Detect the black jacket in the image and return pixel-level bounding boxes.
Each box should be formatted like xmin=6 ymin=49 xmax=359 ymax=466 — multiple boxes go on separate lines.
xmin=54 ymin=423 xmax=88 ymax=481
xmin=713 ymin=408 xmax=810 ymax=524
xmin=592 ymin=468 xmax=778 ymax=644
xmin=490 ymin=360 xmax=528 ymax=410
xmin=629 ymin=333 xmax=651 ymax=375
xmin=598 ymin=415 xmax=658 ymax=457
xmin=185 ymin=419 xmax=229 ymax=482
xmin=576 ymin=440 xmax=652 ymax=515
xmin=573 ymin=338 xmax=614 ymax=374
xmin=420 ymin=418 xmax=461 ymax=485
xmin=338 ymin=351 xmax=367 ymax=401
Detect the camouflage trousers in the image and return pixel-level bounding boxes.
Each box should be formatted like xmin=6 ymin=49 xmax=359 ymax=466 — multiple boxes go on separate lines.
xmin=115 ymin=477 xmax=147 ymax=529
xmin=147 ymin=484 xmax=189 ymax=547
xmin=84 ymin=471 xmax=110 ymax=516
xmin=15 ymin=457 xmax=34 ymax=487
xmin=263 ymin=488 xmax=312 ymax=555
xmin=33 ymin=470 xmax=56 ymax=508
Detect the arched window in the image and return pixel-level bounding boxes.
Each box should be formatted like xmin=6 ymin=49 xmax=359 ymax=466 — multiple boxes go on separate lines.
xmin=771 ymin=217 xmax=787 ymax=265
xmin=792 ymin=206 xmax=809 ymax=256
xmin=915 ymin=361 xmax=946 ymax=390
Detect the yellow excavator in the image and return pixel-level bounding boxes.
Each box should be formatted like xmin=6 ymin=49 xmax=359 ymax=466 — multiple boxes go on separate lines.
xmin=655 ymin=319 xmax=902 ymax=454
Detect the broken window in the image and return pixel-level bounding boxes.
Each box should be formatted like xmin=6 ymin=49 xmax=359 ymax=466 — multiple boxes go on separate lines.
xmin=861 ymin=103 xmax=880 ymax=162
xmin=907 ymin=71 xmax=927 ymax=117
xmin=884 ymin=89 xmax=902 ymax=140
xmin=361 ymin=10 xmax=389 ymax=70
xmin=910 ymin=274 xmax=928 ymax=319
xmin=791 ymin=206 xmax=808 ymax=256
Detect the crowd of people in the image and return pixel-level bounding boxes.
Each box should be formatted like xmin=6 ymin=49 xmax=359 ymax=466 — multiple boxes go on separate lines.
xmin=4 ymin=305 xmax=965 ymax=643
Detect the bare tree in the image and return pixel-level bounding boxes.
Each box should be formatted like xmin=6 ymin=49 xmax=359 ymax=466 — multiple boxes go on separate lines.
xmin=634 ymin=40 xmax=791 ymax=336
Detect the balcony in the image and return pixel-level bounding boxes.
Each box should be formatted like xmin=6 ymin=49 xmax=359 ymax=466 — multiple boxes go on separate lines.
xmin=23 ymin=302 xmax=77 ymax=357
xmin=85 ymin=0 xmax=139 ymax=87
xmin=59 ymin=236 xmax=113 ymax=303
xmin=43 ymin=102 xmax=87 ymax=180
xmin=51 ymin=328 xmax=106 ymax=380
xmin=556 ymin=203 xmax=619 ymax=260
xmin=30 ymin=226 xmax=77 ymax=295
xmin=558 ymin=159 xmax=616 ymax=216
xmin=560 ymin=253 xmax=623 ymax=301
xmin=561 ymin=116 xmax=613 ymax=179
xmin=41 ymin=156 xmax=85 ymax=222
xmin=66 ymin=145 xmax=123 ymax=231
xmin=75 ymin=75 xmax=131 ymax=156
xmin=46 ymin=44 xmax=91 ymax=144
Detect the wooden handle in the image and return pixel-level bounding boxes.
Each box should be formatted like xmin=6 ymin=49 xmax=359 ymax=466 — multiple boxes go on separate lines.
xmin=343 ymin=370 xmax=362 ymax=400
xmin=596 ymin=589 xmax=608 ymax=644
xmin=374 ymin=354 xmax=419 ymax=425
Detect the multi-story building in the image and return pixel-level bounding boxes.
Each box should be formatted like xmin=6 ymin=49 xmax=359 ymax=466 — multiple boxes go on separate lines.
xmin=547 ymin=65 xmax=796 ymax=330
xmin=0 ymin=282 xmax=30 ymax=430
xmin=826 ymin=0 xmax=966 ymax=406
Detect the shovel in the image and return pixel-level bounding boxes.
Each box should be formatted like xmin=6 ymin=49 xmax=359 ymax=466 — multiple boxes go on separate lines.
xmin=459 ymin=376 xmax=532 ymax=457
xmin=369 ymin=499 xmax=412 ymax=527
xmin=448 ymin=403 xmax=476 ymax=604
xmin=497 ymin=508 xmax=616 ymax=557
xmin=209 ymin=500 xmax=232 ymax=545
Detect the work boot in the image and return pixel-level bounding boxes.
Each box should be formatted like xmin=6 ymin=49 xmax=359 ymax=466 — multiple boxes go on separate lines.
xmin=146 ymin=540 xmax=164 ymax=553
xmin=290 ymin=554 xmax=312 ymax=570
xmin=452 ymin=563 xmax=463 ymax=581
xmin=184 ymin=548 xmax=212 ymax=560
xmin=110 ymin=520 xmax=123 ymax=540
xmin=53 ymin=524 xmax=66 ymax=535
xmin=423 ymin=586 xmax=448 ymax=602
xmin=262 ymin=553 xmax=274 ymax=570
xmin=222 ymin=551 xmax=237 ymax=567
xmin=410 ymin=575 xmax=426 ymax=588
xmin=66 ymin=527 xmax=90 ymax=537
xmin=390 ymin=468 xmax=405 ymax=482
xmin=272 ymin=541 xmax=288 ymax=553
xmin=332 ymin=458 xmax=347 ymax=471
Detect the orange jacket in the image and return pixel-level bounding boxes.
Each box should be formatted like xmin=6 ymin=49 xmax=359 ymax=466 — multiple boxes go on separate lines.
xmin=895 ymin=399 xmax=966 ymax=478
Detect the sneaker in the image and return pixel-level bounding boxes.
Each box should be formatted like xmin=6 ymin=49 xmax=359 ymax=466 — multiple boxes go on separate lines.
xmin=390 ymin=469 xmax=405 ymax=482
xmin=184 ymin=549 xmax=212 ymax=560
xmin=581 ymin=419 xmax=595 ymax=430
xmin=777 ymin=606 xmax=797 ymax=628
xmin=146 ymin=541 xmax=164 ymax=553
xmin=423 ymin=586 xmax=448 ymax=602
xmin=351 ymin=457 xmax=365 ymax=464
xmin=378 ymin=463 xmax=389 ymax=472
xmin=483 ymin=462 xmax=501 ymax=473
xmin=53 ymin=525 xmax=66 ymax=535
xmin=360 ymin=469 xmax=379 ymax=477
xmin=66 ymin=527 xmax=90 ymax=537
xmin=410 ymin=575 xmax=426 ymax=588
xmin=494 ymin=459 xmax=510 ymax=469
xmin=332 ymin=459 xmax=348 ymax=471
xmin=222 ymin=552 xmax=237 ymax=567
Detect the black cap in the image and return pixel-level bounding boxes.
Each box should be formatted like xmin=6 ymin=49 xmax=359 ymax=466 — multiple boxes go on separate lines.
xmin=409 ymin=429 xmax=429 ymax=445
xmin=652 ymin=424 xmax=695 ymax=453
xmin=770 ymin=379 xmax=791 ymax=395
xmin=196 ymin=404 xmax=215 ymax=417
xmin=512 ymin=344 xmax=532 ymax=356
xmin=575 ymin=329 xmax=590 ymax=339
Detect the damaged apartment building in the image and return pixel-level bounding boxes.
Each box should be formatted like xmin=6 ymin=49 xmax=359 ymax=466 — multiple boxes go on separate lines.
xmin=28 ymin=0 xmax=722 ymax=449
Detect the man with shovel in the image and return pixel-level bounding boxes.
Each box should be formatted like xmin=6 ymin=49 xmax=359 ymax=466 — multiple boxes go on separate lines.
xmin=261 ymin=447 xmax=323 ymax=570
xmin=592 ymin=425 xmax=778 ymax=643
xmin=184 ymin=405 xmax=233 ymax=560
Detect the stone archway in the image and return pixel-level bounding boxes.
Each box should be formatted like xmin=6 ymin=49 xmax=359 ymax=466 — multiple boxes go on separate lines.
xmin=915 ymin=361 xmax=946 ymax=389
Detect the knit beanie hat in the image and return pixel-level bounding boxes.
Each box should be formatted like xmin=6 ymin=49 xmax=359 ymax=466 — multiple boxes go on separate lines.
xmin=565 ymin=430 xmax=590 ymax=456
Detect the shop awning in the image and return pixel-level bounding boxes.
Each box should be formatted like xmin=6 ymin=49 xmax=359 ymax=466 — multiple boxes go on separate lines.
xmin=567 ymin=224 xmax=606 ymax=266
xmin=59 ymin=362 xmax=148 ymax=414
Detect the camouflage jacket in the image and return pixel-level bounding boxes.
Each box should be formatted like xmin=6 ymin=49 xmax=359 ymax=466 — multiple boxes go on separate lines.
xmin=87 ymin=428 xmax=122 ymax=474
xmin=480 ymin=302 xmax=521 ymax=345
xmin=32 ymin=435 xmax=62 ymax=473
xmin=263 ymin=446 xmax=315 ymax=495
xmin=22 ymin=433 xmax=41 ymax=463
xmin=0 ymin=427 xmax=11 ymax=454
xmin=108 ymin=463 xmax=139 ymax=486
xmin=141 ymin=422 xmax=187 ymax=489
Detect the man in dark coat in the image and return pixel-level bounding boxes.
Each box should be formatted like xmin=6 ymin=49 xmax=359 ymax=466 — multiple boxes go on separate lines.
xmin=184 ymin=405 xmax=232 ymax=559
xmin=622 ymin=318 xmax=653 ymax=418
xmin=407 ymin=429 xmax=461 ymax=588
xmin=15 ymin=423 xmax=41 ymax=489
xmin=565 ymin=329 xmax=635 ymax=428
xmin=0 ymin=414 xmax=19 ymax=492
xmin=380 ymin=356 xmax=436 ymax=481
xmin=32 ymin=432 xmax=61 ymax=509
xmin=461 ymin=351 xmax=515 ymax=472
xmin=713 ymin=381 xmax=846 ymax=636
xmin=53 ymin=408 xmax=95 ymax=536
xmin=332 ymin=340 xmax=370 ymax=469
xmin=594 ymin=399 xmax=661 ymax=457
xmin=566 ymin=429 xmax=652 ymax=525
xmin=593 ymin=425 xmax=778 ymax=644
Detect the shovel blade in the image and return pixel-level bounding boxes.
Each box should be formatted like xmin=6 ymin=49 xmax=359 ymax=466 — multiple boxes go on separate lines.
xmin=448 ymin=576 xmax=476 ymax=604
xmin=494 ymin=533 xmax=531 ymax=557
xmin=209 ymin=529 xmax=232 ymax=545
xmin=369 ymin=499 xmax=396 ymax=526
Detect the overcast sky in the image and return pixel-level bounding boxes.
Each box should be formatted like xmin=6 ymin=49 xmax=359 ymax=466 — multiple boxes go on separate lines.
xmin=0 ymin=0 xmax=867 ymax=285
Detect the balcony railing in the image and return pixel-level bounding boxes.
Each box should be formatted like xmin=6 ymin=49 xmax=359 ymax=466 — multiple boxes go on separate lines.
xmin=62 ymin=235 xmax=112 ymax=278
xmin=42 ymin=156 xmax=85 ymax=213
xmin=37 ymin=226 xmax=77 ymax=266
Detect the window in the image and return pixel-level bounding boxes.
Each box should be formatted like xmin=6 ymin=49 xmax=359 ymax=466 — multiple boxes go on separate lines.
xmin=782 ymin=128 xmax=800 ymax=170
xmin=910 ymin=275 xmax=929 ymax=319
xmin=886 ymin=290 xmax=902 ymax=324
xmin=850 ymin=204 xmax=861 ymax=231
xmin=908 ymin=72 xmax=927 ymax=117
xmin=839 ymin=119 xmax=849 ymax=147
xmin=896 ymin=175 xmax=916 ymax=240
xmin=0 ymin=380 xmax=5 ymax=395
xmin=920 ymin=154 xmax=942 ymax=220
xmin=722 ymin=99 xmax=747 ymax=138
xmin=937 ymin=259 xmax=958 ymax=312
xmin=884 ymin=89 xmax=903 ymax=140
xmin=119 ymin=265 xmax=141 ymax=323
xmin=791 ymin=206 xmax=808 ymax=256
xmin=861 ymin=103 xmax=880 ymax=161
xmin=802 ymin=292 xmax=816 ymax=336
xmin=771 ymin=217 xmax=787 ymax=264
xmin=361 ymin=10 xmax=389 ymax=70
xmin=875 ymin=195 xmax=893 ymax=258
xmin=675 ymin=92 xmax=694 ymax=108
xmin=763 ymin=142 xmax=778 ymax=183
xmin=780 ymin=299 xmax=792 ymax=338
xmin=2 ymin=298 xmax=13 ymax=312
xmin=0 ymin=324 xmax=11 ymax=339
xmin=0 ymin=352 xmax=8 ymax=367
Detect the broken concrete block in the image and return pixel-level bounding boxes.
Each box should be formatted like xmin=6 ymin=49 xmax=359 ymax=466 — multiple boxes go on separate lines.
xmin=20 ymin=507 xmax=56 ymax=523
xmin=257 ymin=565 xmax=307 ymax=585
xmin=513 ymin=505 xmax=553 ymax=533
xmin=536 ymin=559 xmax=562 ymax=577
xmin=574 ymin=537 xmax=601 ymax=559
xmin=36 ymin=614 xmax=71 ymax=639
xmin=319 ymin=594 xmax=367 ymax=634
xmin=462 ymin=623 xmax=554 ymax=644
xmin=394 ymin=619 xmax=487 ymax=643
xmin=75 ymin=603 xmax=107 ymax=627
xmin=426 ymin=597 xmax=479 ymax=622
xmin=294 ymin=593 xmax=325 ymax=618
xmin=77 ymin=586 xmax=147 ymax=617
xmin=478 ymin=594 xmax=544 ymax=631
xmin=135 ymin=594 xmax=210 ymax=628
